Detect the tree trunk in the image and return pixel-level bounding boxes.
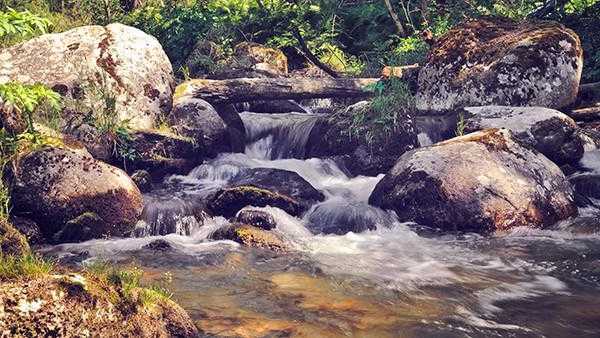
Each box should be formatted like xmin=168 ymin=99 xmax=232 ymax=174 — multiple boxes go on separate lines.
xmin=293 ymin=28 xmax=340 ymax=78
xmin=179 ymin=77 xmax=381 ymax=105
xmin=383 ymin=0 xmax=407 ymax=37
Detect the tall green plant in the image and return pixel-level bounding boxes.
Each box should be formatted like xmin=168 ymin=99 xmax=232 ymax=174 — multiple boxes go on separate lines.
xmin=0 ymin=8 xmax=51 ymax=46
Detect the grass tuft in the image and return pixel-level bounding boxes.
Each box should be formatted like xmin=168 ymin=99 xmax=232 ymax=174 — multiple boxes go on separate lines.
xmin=0 ymin=252 xmax=54 ymax=280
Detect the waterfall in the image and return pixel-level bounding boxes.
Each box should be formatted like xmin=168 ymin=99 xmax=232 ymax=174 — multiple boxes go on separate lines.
xmin=240 ymin=112 xmax=320 ymax=160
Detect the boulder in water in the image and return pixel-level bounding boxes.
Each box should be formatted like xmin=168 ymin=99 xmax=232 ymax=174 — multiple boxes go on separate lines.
xmin=0 ymin=23 xmax=174 ymax=129
xmin=463 ymin=106 xmax=584 ymax=165
xmin=208 ymin=186 xmax=302 ymax=218
xmin=143 ymin=238 xmax=174 ymax=251
xmin=169 ymin=95 xmax=242 ymax=155
xmin=228 ymin=168 xmax=325 ymax=209
xmin=416 ymin=17 xmax=583 ymax=112
xmin=569 ymin=173 xmax=600 ymax=207
xmin=211 ymin=223 xmax=289 ymax=252
xmin=234 ymin=208 xmax=277 ymax=230
xmin=305 ymin=200 xmax=395 ymax=235
xmin=307 ymin=101 xmax=419 ymax=176
xmin=131 ymin=170 xmax=153 ymax=192
xmin=10 ymin=147 xmax=143 ymax=243
xmin=121 ymin=130 xmax=201 ymax=180
xmin=369 ymin=129 xmax=577 ymax=233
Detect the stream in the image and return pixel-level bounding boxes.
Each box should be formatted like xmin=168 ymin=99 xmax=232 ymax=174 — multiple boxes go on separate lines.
xmin=43 ymin=111 xmax=600 ymax=337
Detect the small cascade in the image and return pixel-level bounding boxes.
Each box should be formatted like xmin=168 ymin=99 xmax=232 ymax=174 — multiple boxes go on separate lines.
xmin=240 ymin=112 xmax=320 ymax=160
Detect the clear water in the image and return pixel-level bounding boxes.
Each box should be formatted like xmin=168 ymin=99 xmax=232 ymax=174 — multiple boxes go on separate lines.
xmin=44 ymin=112 xmax=600 ymax=337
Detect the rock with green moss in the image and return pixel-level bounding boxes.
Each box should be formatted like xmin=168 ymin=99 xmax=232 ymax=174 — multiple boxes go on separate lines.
xmin=211 ymin=223 xmax=289 ymax=252
xmin=10 ymin=146 xmax=143 ymax=243
xmin=121 ymin=130 xmax=203 ymax=180
xmin=0 ymin=273 xmax=198 ymax=337
xmin=307 ymin=101 xmax=419 ymax=176
xmin=209 ymin=186 xmax=302 ymax=218
xmin=0 ymin=219 xmax=30 ymax=256
xmin=9 ymin=216 xmax=43 ymax=246
xmin=416 ymin=17 xmax=583 ymax=112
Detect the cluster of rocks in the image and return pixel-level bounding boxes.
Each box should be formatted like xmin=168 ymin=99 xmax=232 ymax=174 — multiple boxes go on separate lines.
xmin=1 ymin=16 xmax=597 ymax=250
xmin=1 ymin=15 xmax=599 ymax=333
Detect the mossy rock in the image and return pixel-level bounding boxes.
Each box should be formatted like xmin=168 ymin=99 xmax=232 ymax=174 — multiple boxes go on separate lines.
xmin=211 ymin=223 xmax=289 ymax=252
xmin=208 ymin=185 xmax=302 ymax=218
xmin=0 ymin=219 xmax=30 ymax=256
xmin=0 ymin=273 xmax=198 ymax=337
xmin=10 ymin=147 xmax=144 ymax=243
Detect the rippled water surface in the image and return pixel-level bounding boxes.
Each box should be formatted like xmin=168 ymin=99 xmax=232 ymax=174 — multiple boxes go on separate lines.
xmin=45 ymin=112 xmax=600 ymax=337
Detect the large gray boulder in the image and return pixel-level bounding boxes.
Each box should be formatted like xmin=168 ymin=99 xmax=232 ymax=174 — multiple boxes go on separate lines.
xmin=10 ymin=146 xmax=143 ymax=243
xmin=416 ymin=17 xmax=583 ymax=112
xmin=369 ymin=129 xmax=577 ymax=233
xmin=0 ymin=23 xmax=174 ymax=129
xmin=463 ymin=106 xmax=584 ymax=165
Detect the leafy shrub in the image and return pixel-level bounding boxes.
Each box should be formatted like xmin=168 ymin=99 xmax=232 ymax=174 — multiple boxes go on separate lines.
xmin=0 ymin=82 xmax=61 ymax=133
xmin=332 ymin=78 xmax=415 ymax=147
xmin=0 ymin=7 xmax=51 ymax=46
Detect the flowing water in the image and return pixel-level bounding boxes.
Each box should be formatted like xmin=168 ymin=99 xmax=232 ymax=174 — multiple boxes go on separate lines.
xmin=44 ymin=111 xmax=600 ymax=337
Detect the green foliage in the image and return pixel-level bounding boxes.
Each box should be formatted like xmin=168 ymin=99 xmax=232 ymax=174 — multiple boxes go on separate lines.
xmin=333 ymin=78 xmax=414 ymax=147
xmin=455 ymin=112 xmax=466 ymax=137
xmin=565 ymin=0 xmax=599 ymax=14
xmin=0 ymin=82 xmax=61 ymax=132
xmin=0 ymin=7 xmax=51 ymax=46
xmin=0 ymin=252 xmax=54 ymax=280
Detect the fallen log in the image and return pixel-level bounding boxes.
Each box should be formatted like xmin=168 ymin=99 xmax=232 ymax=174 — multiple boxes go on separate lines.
xmin=176 ymin=77 xmax=380 ymax=105
xmin=569 ymin=106 xmax=600 ymax=122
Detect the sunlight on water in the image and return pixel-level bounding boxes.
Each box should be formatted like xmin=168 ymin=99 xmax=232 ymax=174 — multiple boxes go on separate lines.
xmin=44 ymin=112 xmax=600 ymax=336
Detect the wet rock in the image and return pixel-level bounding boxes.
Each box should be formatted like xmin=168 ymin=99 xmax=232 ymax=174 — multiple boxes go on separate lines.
xmin=234 ymin=208 xmax=277 ymax=230
xmin=169 ymin=95 xmax=241 ymax=155
xmin=463 ymin=106 xmax=584 ymax=165
xmin=307 ymin=101 xmax=419 ymax=176
xmin=0 ymin=219 xmax=29 ymax=256
xmin=10 ymin=147 xmax=143 ymax=243
xmin=0 ymin=274 xmax=198 ymax=337
xmin=0 ymin=23 xmax=174 ymax=129
xmin=569 ymin=173 xmax=600 ymax=207
xmin=211 ymin=223 xmax=289 ymax=252
xmin=229 ymin=168 xmax=325 ymax=209
xmin=9 ymin=216 xmax=44 ymax=245
xmin=122 ymin=130 xmax=201 ymax=180
xmin=131 ymin=170 xmax=153 ymax=192
xmin=143 ymin=239 xmax=173 ymax=251
xmin=416 ymin=17 xmax=583 ymax=112
xmin=369 ymin=129 xmax=577 ymax=233
xmin=305 ymin=200 xmax=395 ymax=235
xmin=209 ymin=186 xmax=303 ymax=218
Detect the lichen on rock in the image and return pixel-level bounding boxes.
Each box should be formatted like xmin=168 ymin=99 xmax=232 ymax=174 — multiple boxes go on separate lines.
xmin=416 ymin=17 xmax=583 ymax=112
